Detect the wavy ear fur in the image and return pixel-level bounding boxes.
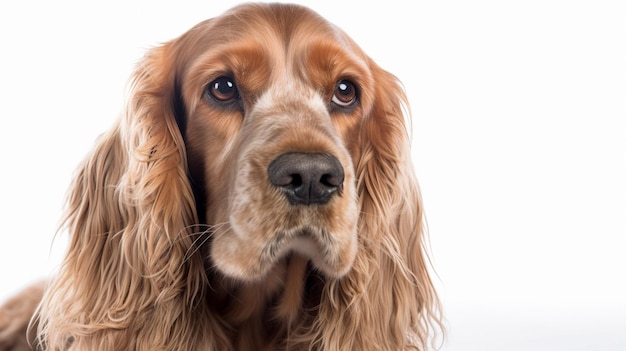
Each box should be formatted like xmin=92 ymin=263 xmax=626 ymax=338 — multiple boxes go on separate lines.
xmin=34 ymin=41 xmax=220 ymax=350
xmin=309 ymin=62 xmax=444 ymax=350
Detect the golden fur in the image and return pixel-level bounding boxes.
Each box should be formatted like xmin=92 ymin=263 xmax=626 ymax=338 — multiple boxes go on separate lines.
xmin=0 ymin=3 xmax=442 ymax=350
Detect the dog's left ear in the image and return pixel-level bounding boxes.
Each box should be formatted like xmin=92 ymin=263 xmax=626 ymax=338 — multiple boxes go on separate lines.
xmin=364 ymin=62 xmax=443 ymax=347
xmin=318 ymin=60 xmax=443 ymax=349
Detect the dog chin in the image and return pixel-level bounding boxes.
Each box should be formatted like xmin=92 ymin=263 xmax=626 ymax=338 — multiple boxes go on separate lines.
xmin=282 ymin=235 xmax=355 ymax=278
xmin=212 ymin=229 xmax=357 ymax=282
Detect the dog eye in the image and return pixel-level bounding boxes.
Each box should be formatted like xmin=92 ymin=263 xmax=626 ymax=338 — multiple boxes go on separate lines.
xmin=331 ymin=80 xmax=357 ymax=107
xmin=207 ymin=76 xmax=240 ymax=102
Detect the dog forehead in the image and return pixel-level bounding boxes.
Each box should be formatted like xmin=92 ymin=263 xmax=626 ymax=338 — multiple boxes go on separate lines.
xmin=182 ymin=4 xmax=351 ymax=81
xmin=195 ymin=3 xmax=339 ymax=46
xmin=253 ymin=79 xmax=329 ymax=120
xmin=223 ymin=3 xmax=335 ymax=36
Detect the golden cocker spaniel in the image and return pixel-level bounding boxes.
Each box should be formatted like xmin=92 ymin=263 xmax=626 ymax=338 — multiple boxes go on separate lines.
xmin=0 ymin=3 xmax=443 ymax=350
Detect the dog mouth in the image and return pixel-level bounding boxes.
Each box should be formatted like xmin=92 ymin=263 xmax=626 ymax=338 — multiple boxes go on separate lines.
xmin=211 ymin=223 xmax=357 ymax=281
xmin=263 ymin=228 xmax=333 ymax=273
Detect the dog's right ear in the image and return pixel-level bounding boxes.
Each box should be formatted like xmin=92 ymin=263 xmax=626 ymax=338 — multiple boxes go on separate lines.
xmin=34 ymin=40 xmax=210 ymax=349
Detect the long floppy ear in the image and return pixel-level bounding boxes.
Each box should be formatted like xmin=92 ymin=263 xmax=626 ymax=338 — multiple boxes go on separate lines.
xmin=316 ymin=62 xmax=444 ymax=349
xmin=35 ymin=41 xmax=208 ymax=349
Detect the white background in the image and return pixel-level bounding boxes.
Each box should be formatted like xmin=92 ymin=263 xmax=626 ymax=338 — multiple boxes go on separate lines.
xmin=1 ymin=1 xmax=624 ymax=350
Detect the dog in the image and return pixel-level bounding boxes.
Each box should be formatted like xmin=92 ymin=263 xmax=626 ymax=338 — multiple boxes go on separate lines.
xmin=0 ymin=3 xmax=442 ymax=350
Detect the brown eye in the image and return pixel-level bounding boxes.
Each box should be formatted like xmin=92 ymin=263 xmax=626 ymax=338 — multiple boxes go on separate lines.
xmin=207 ymin=76 xmax=239 ymax=102
xmin=332 ymin=80 xmax=357 ymax=107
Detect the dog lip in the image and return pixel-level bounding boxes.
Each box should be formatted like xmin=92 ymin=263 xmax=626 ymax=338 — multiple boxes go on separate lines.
xmin=263 ymin=228 xmax=353 ymax=277
xmin=265 ymin=229 xmax=317 ymax=260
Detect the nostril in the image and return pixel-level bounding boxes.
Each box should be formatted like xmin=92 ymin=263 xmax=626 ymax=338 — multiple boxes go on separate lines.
xmin=291 ymin=174 xmax=303 ymax=187
xmin=268 ymin=152 xmax=344 ymax=205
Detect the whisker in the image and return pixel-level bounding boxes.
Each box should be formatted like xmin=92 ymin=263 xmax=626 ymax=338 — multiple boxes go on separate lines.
xmin=178 ymin=222 xmax=231 ymax=265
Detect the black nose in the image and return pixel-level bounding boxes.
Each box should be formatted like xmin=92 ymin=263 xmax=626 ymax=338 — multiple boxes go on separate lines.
xmin=268 ymin=152 xmax=344 ymax=205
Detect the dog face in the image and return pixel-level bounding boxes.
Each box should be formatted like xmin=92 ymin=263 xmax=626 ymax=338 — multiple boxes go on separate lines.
xmin=174 ymin=4 xmax=383 ymax=280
